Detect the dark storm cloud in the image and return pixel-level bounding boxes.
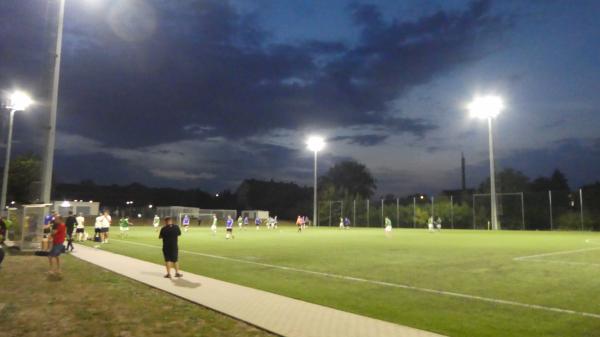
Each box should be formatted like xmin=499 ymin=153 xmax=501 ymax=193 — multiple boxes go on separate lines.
xmin=51 ymin=0 xmax=509 ymax=148
xmin=332 ymin=134 xmax=388 ymax=146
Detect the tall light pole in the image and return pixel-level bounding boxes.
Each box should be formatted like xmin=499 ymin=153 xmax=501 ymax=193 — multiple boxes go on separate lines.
xmin=468 ymin=95 xmax=504 ymax=230
xmin=306 ymin=136 xmax=325 ymax=227
xmin=41 ymin=0 xmax=66 ymax=203
xmin=1 ymin=91 xmax=33 ymax=213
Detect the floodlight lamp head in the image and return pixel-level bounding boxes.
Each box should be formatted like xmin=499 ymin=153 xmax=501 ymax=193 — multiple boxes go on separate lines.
xmin=8 ymin=91 xmax=33 ymax=111
xmin=306 ymin=135 xmax=325 ymax=152
xmin=60 ymin=201 xmax=71 ymax=208
xmin=468 ymin=95 xmax=503 ymax=119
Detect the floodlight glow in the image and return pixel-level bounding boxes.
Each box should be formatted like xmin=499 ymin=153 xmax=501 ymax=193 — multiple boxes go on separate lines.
xmin=468 ymin=95 xmax=503 ymax=119
xmin=60 ymin=200 xmax=71 ymax=208
xmin=8 ymin=91 xmax=33 ymax=111
xmin=306 ymin=136 xmax=325 ymax=152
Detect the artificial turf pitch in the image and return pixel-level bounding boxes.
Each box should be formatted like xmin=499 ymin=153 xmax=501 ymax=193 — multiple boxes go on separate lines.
xmin=83 ymin=225 xmax=600 ymax=337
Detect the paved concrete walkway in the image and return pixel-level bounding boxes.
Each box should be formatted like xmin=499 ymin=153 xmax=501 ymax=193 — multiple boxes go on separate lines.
xmin=71 ymin=244 xmax=445 ymax=337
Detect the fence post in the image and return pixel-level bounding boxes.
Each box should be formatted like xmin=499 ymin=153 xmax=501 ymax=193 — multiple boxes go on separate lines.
xmin=413 ymin=197 xmax=416 ymax=228
xmin=381 ymin=199 xmax=384 ymax=227
xmin=450 ymin=195 xmax=454 ymax=229
xmin=548 ymin=190 xmax=553 ymax=231
xmin=521 ymin=192 xmax=525 ymax=230
xmin=431 ymin=196 xmax=434 ymax=219
xmin=353 ymin=199 xmax=356 ymax=228
xmin=472 ymin=195 xmax=476 ymax=229
xmin=579 ymin=188 xmax=584 ymax=231
xmin=366 ymin=199 xmax=370 ymax=227
xmin=396 ymin=198 xmax=399 ymax=228
xmin=341 ymin=201 xmax=344 ymax=223
xmin=329 ymin=201 xmax=332 ymax=227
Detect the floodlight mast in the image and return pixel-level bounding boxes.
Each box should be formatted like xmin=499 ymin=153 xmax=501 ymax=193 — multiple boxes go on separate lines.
xmin=1 ymin=91 xmax=33 ymax=213
xmin=468 ymin=95 xmax=503 ymax=230
xmin=307 ymin=136 xmax=325 ymax=227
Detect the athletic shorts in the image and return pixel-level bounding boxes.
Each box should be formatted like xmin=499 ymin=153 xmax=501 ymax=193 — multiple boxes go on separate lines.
xmin=226 ymin=228 xmax=232 ymax=232
xmin=120 ymin=227 xmax=129 ymax=231
xmin=101 ymin=228 xmax=109 ymax=233
xmin=162 ymin=247 xmax=178 ymax=262
xmin=49 ymin=244 xmax=64 ymax=257
xmin=76 ymin=228 xmax=84 ymax=233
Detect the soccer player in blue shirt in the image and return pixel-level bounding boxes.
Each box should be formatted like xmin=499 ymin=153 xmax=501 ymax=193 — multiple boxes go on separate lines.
xmin=226 ymin=215 xmax=234 ymax=239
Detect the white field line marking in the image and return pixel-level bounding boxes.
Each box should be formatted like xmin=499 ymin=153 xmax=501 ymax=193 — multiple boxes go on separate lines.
xmin=521 ymin=259 xmax=600 ymax=268
xmin=513 ymin=247 xmax=600 ymax=261
xmin=108 ymin=239 xmax=600 ymax=320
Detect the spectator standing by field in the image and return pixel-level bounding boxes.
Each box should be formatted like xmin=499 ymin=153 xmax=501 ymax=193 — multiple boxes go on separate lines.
xmin=94 ymin=214 xmax=103 ymax=242
xmin=75 ymin=213 xmax=85 ymax=241
xmin=159 ymin=217 xmax=182 ymax=278
xmin=48 ymin=216 xmax=66 ymax=275
xmin=101 ymin=211 xmax=112 ymax=243
xmin=65 ymin=211 xmax=76 ymax=252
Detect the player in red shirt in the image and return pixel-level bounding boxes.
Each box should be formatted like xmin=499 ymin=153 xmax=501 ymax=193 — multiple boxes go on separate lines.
xmin=48 ymin=215 xmax=67 ymax=275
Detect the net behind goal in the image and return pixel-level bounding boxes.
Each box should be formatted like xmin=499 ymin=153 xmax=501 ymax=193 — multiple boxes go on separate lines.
xmin=472 ymin=193 xmax=525 ymax=230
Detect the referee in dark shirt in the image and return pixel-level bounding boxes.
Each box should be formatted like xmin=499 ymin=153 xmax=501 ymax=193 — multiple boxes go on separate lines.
xmin=159 ymin=217 xmax=182 ymax=278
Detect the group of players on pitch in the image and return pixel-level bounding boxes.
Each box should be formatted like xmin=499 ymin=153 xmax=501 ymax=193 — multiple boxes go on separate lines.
xmin=151 ymin=213 xmax=281 ymax=239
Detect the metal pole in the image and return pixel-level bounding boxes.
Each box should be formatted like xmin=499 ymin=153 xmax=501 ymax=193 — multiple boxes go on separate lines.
xmin=328 ymin=200 xmax=332 ymax=227
xmin=488 ymin=117 xmax=499 ymax=230
xmin=579 ymin=188 xmax=584 ymax=231
xmin=353 ymin=199 xmax=356 ymax=228
xmin=381 ymin=199 xmax=384 ymax=227
xmin=0 ymin=110 xmax=16 ymax=213
xmin=472 ymin=195 xmax=476 ymax=229
xmin=450 ymin=195 xmax=454 ymax=229
xmin=521 ymin=192 xmax=525 ymax=230
xmin=431 ymin=196 xmax=434 ymax=220
xmin=396 ymin=198 xmax=399 ymax=228
xmin=313 ymin=151 xmax=318 ymax=227
xmin=548 ymin=190 xmax=553 ymax=231
xmin=366 ymin=199 xmax=370 ymax=227
xmin=41 ymin=0 xmax=66 ymax=203
xmin=413 ymin=197 xmax=416 ymax=228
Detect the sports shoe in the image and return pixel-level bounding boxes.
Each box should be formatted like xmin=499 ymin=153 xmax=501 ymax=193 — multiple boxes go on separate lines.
xmin=175 ymin=273 xmax=183 ymax=278
xmin=164 ymin=274 xmax=171 ymax=278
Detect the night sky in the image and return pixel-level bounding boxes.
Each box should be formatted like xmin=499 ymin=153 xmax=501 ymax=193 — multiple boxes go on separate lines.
xmin=1 ymin=0 xmax=599 ymax=196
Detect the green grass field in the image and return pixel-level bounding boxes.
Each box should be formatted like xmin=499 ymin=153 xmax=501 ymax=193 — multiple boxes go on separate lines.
xmin=83 ymin=224 xmax=600 ymax=337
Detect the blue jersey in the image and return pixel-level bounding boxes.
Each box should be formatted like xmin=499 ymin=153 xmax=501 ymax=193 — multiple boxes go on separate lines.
xmin=183 ymin=215 xmax=190 ymax=226
xmin=44 ymin=215 xmax=54 ymax=225
xmin=226 ymin=218 xmax=233 ymax=229
xmin=255 ymin=218 xmax=261 ymax=225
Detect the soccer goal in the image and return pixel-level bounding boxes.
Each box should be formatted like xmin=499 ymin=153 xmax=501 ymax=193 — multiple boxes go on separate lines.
xmin=473 ymin=193 xmax=525 ymax=230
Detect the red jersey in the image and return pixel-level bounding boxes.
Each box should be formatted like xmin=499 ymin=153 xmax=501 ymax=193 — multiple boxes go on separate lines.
xmin=52 ymin=222 xmax=67 ymax=245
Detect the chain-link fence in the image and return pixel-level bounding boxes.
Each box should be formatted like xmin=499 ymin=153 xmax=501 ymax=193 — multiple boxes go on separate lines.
xmin=323 ymin=188 xmax=600 ymax=230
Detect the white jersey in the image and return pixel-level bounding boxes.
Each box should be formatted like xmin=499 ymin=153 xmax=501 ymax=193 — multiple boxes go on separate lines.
xmin=95 ymin=216 xmax=103 ymax=229
xmin=101 ymin=215 xmax=112 ymax=228
xmin=76 ymin=216 xmax=85 ymax=229
xmin=153 ymin=216 xmax=160 ymax=227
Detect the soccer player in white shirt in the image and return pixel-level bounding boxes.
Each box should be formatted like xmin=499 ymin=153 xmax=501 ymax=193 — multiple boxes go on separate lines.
xmin=153 ymin=215 xmax=160 ymax=231
xmin=75 ymin=213 xmax=85 ymax=242
xmin=210 ymin=214 xmax=218 ymax=235
xmin=94 ymin=214 xmax=103 ymax=242
xmin=427 ymin=216 xmax=435 ymax=232
xmin=237 ymin=216 xmax=243 ymax=229
xmin=384 ymin=217 xmax=392 ymax=237
xmin=101 ymin=211 xmax=112 ymax=243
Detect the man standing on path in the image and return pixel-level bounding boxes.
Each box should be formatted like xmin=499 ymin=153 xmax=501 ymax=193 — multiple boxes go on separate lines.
xmin=65 ymin=211 xmax=76 ymax=252
xmin=159 ymin=217 xmax=182 ymax=278
xmin=48 ymin=216 xmax=66 ymax=275
xmin=101 ymin=210 xmax=112 ymax=243
xmin=75 ymin=213 xmax=85 ymax=242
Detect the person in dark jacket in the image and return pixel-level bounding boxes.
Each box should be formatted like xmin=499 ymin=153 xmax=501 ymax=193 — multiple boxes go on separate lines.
xmin=65 ymin=211 xmax=77 ymax=252
xmin=159 ymin=217 xmax=182 ymax=278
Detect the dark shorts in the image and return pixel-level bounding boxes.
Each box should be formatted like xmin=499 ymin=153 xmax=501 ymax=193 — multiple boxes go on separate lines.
xmin=101 ymin=228 xmax=109 ymax=233
xmin=76 ymin=228 xmax=84 ymax=233
xmin=49 ymin=244 xmax=64 ymax=257
xmin=162 ymin=247 xmax=178 ymax=262
xmin=226 ymin=228 xmax=232 ymax=232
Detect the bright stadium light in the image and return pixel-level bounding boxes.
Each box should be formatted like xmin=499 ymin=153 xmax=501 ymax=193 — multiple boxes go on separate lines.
xmin=468 ymin=95 xmax=504 ymax=230
xmin=1 ymin=91 xmax=33 ymax=213
xmin=8 ymin=91 xmax=33 ymax=111
xmin=306 ymin=135 xmax=326 ymax=227
xmin=306 ymin=136 xmax=325 ymax=152
xmin=60 ymin=200 xmax=71 ymax=208
xmin=468 ymin=95 xmax=503 ymax=119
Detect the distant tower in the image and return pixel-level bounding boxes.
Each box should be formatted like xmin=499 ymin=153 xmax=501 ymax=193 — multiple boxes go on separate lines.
xmin=461 ymin=152 xmax=466 ymax=191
